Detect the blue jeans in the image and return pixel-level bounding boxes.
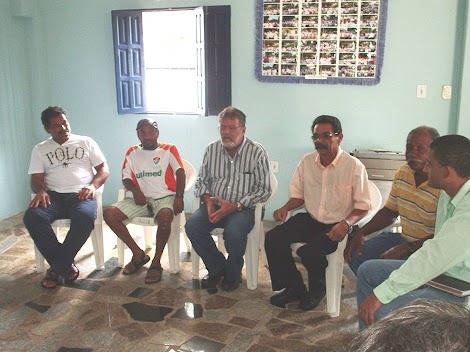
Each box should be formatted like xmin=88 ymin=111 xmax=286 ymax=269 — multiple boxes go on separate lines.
xmin=23 ymin=191 xmax=97 ymax=276
xmin=185 ymin=203 xmax=255 ymax=282
xmin=356 ymin=259 xmax=466 ymax=330
xmin=349 ymin=231 xmax=407 ymax=275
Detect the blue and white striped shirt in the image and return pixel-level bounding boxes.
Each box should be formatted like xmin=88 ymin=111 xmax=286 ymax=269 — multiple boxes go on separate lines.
xmin=195 ymin=137 xmax=271 ymax=208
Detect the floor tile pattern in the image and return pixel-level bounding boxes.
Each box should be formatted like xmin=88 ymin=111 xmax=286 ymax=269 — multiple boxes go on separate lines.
xmin=0 ymin=212 xmax=359 ymax=351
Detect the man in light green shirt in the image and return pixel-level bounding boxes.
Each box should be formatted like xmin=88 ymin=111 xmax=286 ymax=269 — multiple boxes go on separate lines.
xmin=357 ymin=135 xmax=470 ymax=330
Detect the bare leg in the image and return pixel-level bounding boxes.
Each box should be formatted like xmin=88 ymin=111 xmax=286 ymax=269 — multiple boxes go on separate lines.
xmin=150 ymin=208 xmax=173 ymax=268
xmin=104 ymin=206 xmax=145 ymax=273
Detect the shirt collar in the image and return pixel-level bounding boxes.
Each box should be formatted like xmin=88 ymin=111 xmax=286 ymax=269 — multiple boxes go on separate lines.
xmin=314 ymin=146 xmax=343 ymax=167
xmin=449 ymin=178 xmax=470 ymax=209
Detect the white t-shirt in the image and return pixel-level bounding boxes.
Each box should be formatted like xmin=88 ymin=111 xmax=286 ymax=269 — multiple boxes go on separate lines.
xmin=28 ymin=134 xmax=106 ymax=193
xmin=122 ymin=143 xmax=183 ymax=199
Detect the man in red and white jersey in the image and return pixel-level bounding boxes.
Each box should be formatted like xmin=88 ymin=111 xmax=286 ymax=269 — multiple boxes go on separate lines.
xmin=104 ymin=118 xmax=185 ymax=284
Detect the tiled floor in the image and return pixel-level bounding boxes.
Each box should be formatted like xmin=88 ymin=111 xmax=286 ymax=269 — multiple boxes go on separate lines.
xmin=0 ymin=213 xmax=359 ymax=352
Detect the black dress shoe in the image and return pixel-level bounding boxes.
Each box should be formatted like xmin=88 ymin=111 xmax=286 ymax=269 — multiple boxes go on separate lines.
xmin=220 ymin=278 xmax=241 ymax=291
xmin=270 ymin=285 xmax=307 ymax=308
xmin=201 ymin=268 xmax=225 ymax=288
xmin=298 ymin=290 xmax=326 ymax=311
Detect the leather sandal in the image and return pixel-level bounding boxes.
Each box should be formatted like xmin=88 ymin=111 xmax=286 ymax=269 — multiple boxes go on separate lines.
xmin=66 ymin=263 xmax=79 ymax=282
xmin=122 ymin=252 xmax=150 ymax=275
xmin=41 ymin=269 xmax=59 ymax=289
xmin=145 ymin=266 xmax=163 ymax=284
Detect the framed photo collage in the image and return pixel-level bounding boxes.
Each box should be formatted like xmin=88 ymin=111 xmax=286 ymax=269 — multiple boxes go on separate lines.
xmin=257 ymin=0 xmax=387 ymax=85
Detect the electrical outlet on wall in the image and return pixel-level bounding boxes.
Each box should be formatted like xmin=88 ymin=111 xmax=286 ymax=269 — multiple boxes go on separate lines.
xmin=270 ymin=161 xmax=279 ymax=173
xmin=417 ymin=84 xmax=427 ymax=98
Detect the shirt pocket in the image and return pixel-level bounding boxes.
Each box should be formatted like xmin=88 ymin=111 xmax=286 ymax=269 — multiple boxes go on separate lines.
xmin=333 ymin=185 xmax=353 ymax=210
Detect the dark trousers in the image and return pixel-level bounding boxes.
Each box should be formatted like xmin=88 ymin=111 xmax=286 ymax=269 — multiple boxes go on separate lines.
xmin=23 ymin=191 xmax=96 ymax=276
xmin=265 ymin=212 xmax=338 ymax=295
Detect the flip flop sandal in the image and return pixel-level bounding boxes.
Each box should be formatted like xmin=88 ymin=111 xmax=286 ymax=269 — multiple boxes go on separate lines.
xmin=145 ymin=266 xmax=163 ymax=284
xmin=66 ymin=263 xmax=79 ymax=282
xmin=122 ymin=252 xmax=150 ymax=275
xmin=41 ymin=269 xmax=59 ymax=289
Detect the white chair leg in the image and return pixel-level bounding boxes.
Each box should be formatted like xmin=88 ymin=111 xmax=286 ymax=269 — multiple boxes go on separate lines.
xmin=180 ymin=213 xmax=191 ymax=253
xmin=144 ymin=226 xmax=153 ymax=249
xmin=34 ymin=245 xmax=45 ymax=273
xmin=259 ymin=223 xmax=269 ymax=267
xmin=90 ymin=229 xmax=104 ymax=269
xmin=245 ymin=228 xmax=260 ymax=290
xmin=325 ymin=237 xmax=348 ymax=318
xmin=117 ymin=238 xmax=125 ymax=267
xmin=167 ymin=214 xmax=181 ymax=274
xmin=191 ymin=246 xmax=201 ymax=279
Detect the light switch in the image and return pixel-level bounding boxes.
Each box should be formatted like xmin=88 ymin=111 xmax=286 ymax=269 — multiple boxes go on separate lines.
xmin=442 ymin=85 xmax=452 ymax=100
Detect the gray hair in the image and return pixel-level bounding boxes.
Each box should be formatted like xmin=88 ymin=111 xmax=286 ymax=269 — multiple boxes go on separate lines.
xmin=348 ymin=299 xmax=470 ymax=352
xmin=218 ymin=106 xmax=246 ymax=127
xmin=407 ymin=125 xmax=440 ymax=142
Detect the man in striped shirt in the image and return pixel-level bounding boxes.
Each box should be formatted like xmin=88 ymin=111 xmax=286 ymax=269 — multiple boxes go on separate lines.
xmin=185 ymin=106 xmax=271 ymax=291
xmin=345 ymin=126 xmax=441 ymax=275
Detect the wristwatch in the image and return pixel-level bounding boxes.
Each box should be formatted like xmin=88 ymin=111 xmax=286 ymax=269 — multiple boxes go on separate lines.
xmin=408 ymin=242 xmax=417 ymax=254
xmin=343 ymin=219 xmax=353 ymax=235
xmin=175 ymin=193 xmax=184 ymax=198
xmin=236 ymin=202 xmax=243 ymax=211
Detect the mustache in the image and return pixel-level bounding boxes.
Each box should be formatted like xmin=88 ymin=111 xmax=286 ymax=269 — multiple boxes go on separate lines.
xmin=315 ymin=143 xmax=328 ymax=150
xmin=407 ymin=159 xmax=424 ymax=164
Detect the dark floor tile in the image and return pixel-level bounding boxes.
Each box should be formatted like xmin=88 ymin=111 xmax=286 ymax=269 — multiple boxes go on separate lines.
xmin=171 ymin=302 xmax=203 ymax=320
xmin=183 ymin=280 xmax=201 ymax=290
xmin=178 ymin=335 xmax=225 ymax=352
xmin=25 ymin=301 xmax=50 ymax=313
xmin=180 ymin=280 xmax=218 ymax=295
xmin=228 ymin=316 xmax=259 ymax=329
xmin=128 ymin=287 xmax=154 ymax=298
xmin=66 ymin=279 xmax=105 ymax=292
xmin=86 ymin=257 xmax=121 ymax=279
xmin=122 ymin=302 xmax=173 ymax=322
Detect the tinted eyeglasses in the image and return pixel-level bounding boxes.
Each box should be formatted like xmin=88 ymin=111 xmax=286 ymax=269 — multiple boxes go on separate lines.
xmin=311 ymin=132 xmax=339 ymax=141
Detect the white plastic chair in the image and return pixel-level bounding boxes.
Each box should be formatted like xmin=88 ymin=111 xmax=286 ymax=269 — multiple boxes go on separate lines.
xmin=191 ymin=173 xmax=278 ymax=290
xmin=33 ymin=186 xmax=105 ymax=273
xmin=288 ymin=180 xmax=382 ymax=317
xmin=116 ymin=159 xmax=196 ymax=274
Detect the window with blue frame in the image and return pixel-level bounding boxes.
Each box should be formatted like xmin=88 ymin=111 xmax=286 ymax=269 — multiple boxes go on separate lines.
xmin=112 ymin=6 xmax=231 ymax=115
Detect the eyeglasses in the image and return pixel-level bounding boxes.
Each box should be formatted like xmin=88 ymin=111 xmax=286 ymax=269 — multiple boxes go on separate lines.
xmin=311 ymin=132 xmax=339 ymax=141
xmin=219 ymin=125 xmax=241 ymax=132
xmin=424 ymin=162 xmax=444 ymax=169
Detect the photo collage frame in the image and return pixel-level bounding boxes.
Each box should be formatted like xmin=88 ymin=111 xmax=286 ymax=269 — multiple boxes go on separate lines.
xmin=256 ymin=0 xmax=388 ymax=85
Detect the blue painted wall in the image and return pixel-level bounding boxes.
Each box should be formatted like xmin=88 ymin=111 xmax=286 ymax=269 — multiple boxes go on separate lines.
xmin=0 ymin=0 xmax=468 ymax=220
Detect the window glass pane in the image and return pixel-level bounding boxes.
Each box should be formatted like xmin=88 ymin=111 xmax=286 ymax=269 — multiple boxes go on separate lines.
xmin=143 ymin=10 xmax=198 ymax=113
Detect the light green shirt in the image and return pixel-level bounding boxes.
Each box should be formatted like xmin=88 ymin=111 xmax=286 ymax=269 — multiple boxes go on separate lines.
xmin=374 ymin=179 xmax=470 ymax=304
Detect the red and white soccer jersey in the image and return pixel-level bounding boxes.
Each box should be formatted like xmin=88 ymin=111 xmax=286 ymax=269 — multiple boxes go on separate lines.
xmin=122 ymin=143 xmax=183 ymax=199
